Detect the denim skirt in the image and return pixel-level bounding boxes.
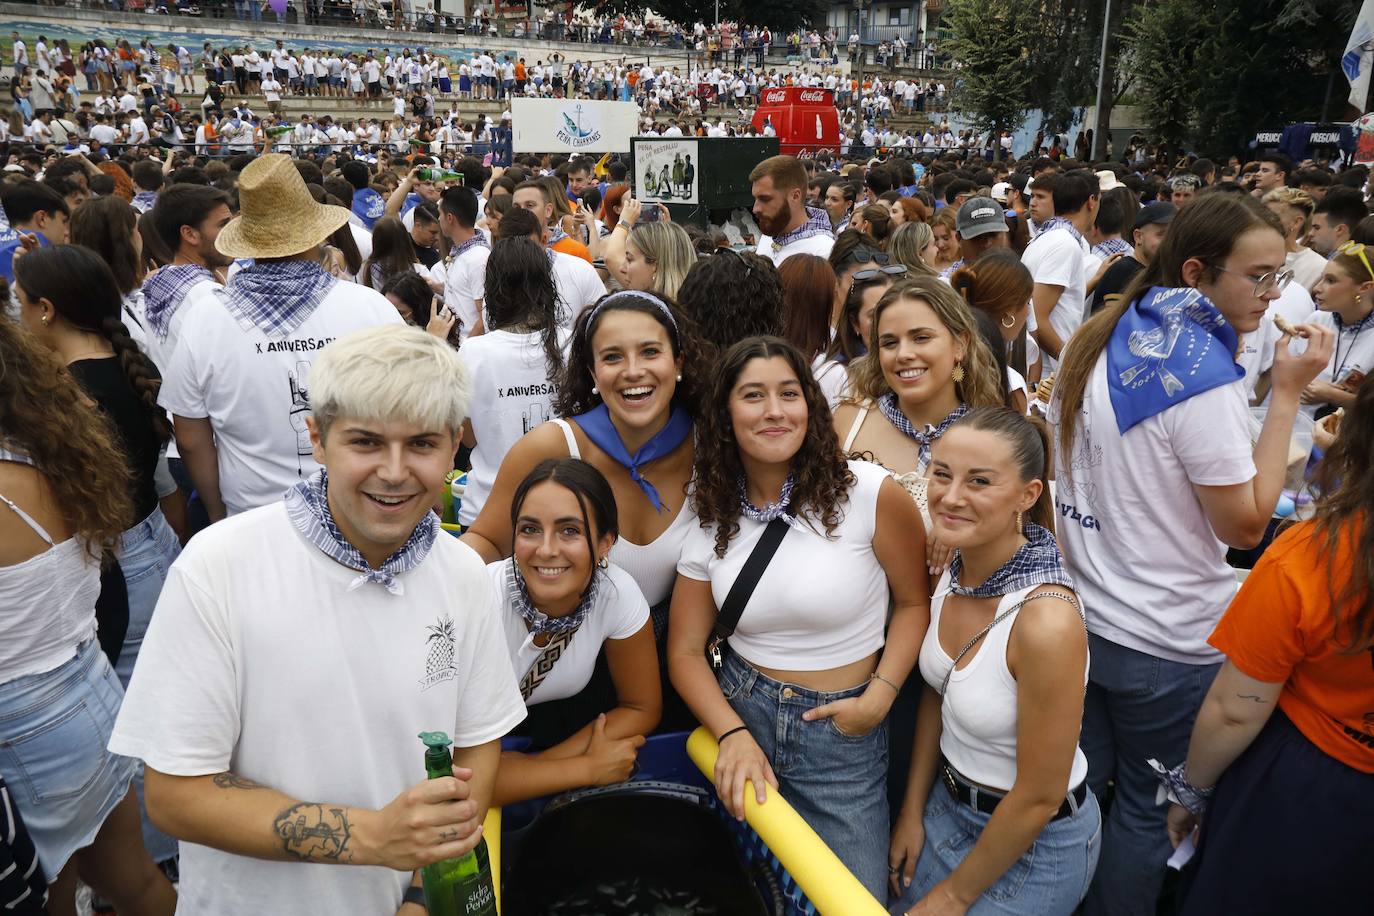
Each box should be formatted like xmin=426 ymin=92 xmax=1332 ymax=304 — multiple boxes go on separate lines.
xmin=0 ymin=640 xmax=136 ymax=882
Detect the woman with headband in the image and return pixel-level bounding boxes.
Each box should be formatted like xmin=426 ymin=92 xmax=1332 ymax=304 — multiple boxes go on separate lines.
xmin=462 ymin=289 xmax=711 ymax=731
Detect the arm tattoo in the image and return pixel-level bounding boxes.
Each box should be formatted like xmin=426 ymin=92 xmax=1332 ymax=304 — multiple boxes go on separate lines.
xmin=212 ymin=772 xmax=266 ymax=790
xmin=273 ymin=803 xmax=356 ymax=863
xmin=1235 ymin=693 xmax=1267 ymax=703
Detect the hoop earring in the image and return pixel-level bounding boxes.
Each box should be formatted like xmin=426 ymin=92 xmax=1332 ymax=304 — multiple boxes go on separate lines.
xmin=951 ymin=362 xmax=965 ymax=383
xmin=1001 ymin=313 xmax=1016 ymax=329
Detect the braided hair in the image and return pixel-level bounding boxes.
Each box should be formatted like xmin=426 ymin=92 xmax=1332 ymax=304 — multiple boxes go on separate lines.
xmin=15 ymin=245 xmax=172 ymax=443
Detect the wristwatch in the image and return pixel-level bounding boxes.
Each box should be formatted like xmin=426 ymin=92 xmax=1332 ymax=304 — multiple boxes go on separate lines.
xmin=402 ymin=886 xmax=427 ymax=910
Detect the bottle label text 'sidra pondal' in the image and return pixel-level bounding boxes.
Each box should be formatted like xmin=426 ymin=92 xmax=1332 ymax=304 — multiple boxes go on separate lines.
xmin=458 ymin=877 xmax=495 ymax=915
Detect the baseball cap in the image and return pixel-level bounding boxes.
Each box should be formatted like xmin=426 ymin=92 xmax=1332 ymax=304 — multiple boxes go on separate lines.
xmin=1096 ymin=169 xmax=1122 ymax=191
xmin=990 ymin=181 xmax=1011 ymax=203
xmin=1134 ymin=201 xmax=1176 ymax=231
xmin=956 ymin=197 xmax=1009 ymax=238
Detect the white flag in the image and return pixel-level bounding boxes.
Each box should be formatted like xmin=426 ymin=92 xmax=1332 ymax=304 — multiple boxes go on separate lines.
xmin=1345 ymin=0 xmax=1374 ymax=109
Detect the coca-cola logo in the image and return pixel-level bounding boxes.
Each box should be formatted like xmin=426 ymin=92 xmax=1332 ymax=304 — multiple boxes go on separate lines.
xmin=799 ymin=90 xmax=826 ymax=103
xmin=763 ymin=89 xmax=787 ymax=104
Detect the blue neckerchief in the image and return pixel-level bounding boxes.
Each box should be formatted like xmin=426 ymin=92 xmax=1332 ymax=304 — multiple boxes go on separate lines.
xmin=771 ymin=205 xmax=832 ymax=250
xmin=218 ymin=259 xmax=337 ymax=339
xmin=284 ymin=469 xmax=438 ymax=595
xmin=1107 ymin=286 xmax=1242 ymax=434
xmin=946 ymin=523 xmax=1074 ymax=598
xmin=505 ymin=556 xmax=600 ymax=637
xmin=351 ymin=187 xmax=386 ymax=229
xmin=1092 ymin=237 xmax=1132 ymax=259
xmin=1037 ymin=215 xmax=1086 ymax=248
xmin=452 ymin=233 xmax=490 ymax=258
xmin=547 ymin=223 xmax=570 ymax=247
xmin=574 ymin=402 xmax=692 ymax=512
xmin=142 ymin=263 xmax=214 ymax=338
xmin=738 ymin=473 xmax=793 ymax=523
xmin=399 ymin=192 xmax=423 ymax=216
xmin=131 ymin=189 xmax=159 ymax=213
xmin=877 ymin=394 xmax=968 ymax=468
xmin=939 ymin=258 xmax=965 ymax=279
xmin=0 ymin=197 xmax=16 ymax=245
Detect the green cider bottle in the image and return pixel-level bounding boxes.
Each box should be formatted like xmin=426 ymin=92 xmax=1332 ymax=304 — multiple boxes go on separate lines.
xmin=418 ymin=167 xmax=463 ymax=183
xmin=418 ymin=732 xmax=497 ymax=916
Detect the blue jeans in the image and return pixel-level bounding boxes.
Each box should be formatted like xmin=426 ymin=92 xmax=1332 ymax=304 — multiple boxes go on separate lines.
xmin=1080 ymin=634 xmax=1218 ymax=916
xmin=718 ymin=649 xmax=889 ymax=899
xmin=890 ymin=785 xmax=1101 ymax=914
xmin=0 ymin=640 xmax=136 ymax=882
xmin=115 ymin=507 xmax=180 ymax=864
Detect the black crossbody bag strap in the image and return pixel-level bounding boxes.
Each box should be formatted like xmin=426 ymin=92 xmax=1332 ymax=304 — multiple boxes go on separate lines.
xmin=707 ymin=517 xmax=789 ymax=668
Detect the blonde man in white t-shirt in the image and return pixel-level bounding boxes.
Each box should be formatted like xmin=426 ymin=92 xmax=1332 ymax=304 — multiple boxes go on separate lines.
xmin=111 ymin=325 xmax=526 ymax=916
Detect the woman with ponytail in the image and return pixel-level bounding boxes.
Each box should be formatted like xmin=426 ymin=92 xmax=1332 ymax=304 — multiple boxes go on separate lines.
xmin=1047 ymin=192 xmax=1337 ymax=916
xmin=889 ymin=406 xmax=1099 ymax=916
xmin=949 ymin=248 xmax=1041 ymax=406
xmin=14 ymin=245 xmax=181 ymax=693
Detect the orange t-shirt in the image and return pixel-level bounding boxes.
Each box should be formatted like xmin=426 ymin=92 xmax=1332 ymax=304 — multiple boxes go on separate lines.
xmin=1209 ymin=521 xmax=1374 ymax=773
xmin=515 ymin=62 xmax=527 ymax=81
xmin=551 ymin=236 xmax=592 ymax=263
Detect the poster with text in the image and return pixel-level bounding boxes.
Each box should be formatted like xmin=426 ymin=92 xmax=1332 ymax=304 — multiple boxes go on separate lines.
xmin=511 ymin=98 xmax=638 ymax=154
xmin=634 ymin=138 xmax=700 ymax=205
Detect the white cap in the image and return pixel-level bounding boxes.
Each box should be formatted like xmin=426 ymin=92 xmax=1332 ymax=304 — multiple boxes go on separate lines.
xmin=990 ymin=181 xmax=1011 ymax=203
xmin=1096 ymin=169 xmax=1122 ymax=192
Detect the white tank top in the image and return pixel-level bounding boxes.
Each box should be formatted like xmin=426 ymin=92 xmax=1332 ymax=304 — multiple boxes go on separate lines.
xmin=842 ymin=401 xmax=932 ymax=531
xmin=917 ymin=572 xmax=1089 ymax=794
xmin=0 ymin=452 xmax=101 ymax=684
xmin=550 ymin=418 xmax=694 ymax=607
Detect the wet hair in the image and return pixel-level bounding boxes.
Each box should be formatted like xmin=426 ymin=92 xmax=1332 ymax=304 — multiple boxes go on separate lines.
xmin=849 ymin=276 xmax=1004 ymax=411
xmin=509 ymin=457 xmax=619 ymax=567
xmin=484 ymin=236 xmax=564 ymax=375
xmin=941 ymin=406 xmax=1055 ymax=533
xmin=0 ymin=304 xmax=133 ymax=554
xmin=777 ymin=254 xmax=838 ymax=361
xmin=691 ymin=336 xmax=854 ymax=557
xmin=1055 ymin=192 xmax=1284 ymax=466
xmin=554 ymin=290 xmax=710 ymax=419
xmin=69 ymin=196 xmax=142 ymax=296
xmin=15 ymin=245 xmax=170 ymax=443
xmin=676 ymin=249 xmax=783 ymax=357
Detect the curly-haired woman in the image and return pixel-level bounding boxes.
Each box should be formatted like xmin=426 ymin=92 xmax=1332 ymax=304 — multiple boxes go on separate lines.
xmin=667 ymin=336 xmax=930 ymax=898
xmin=0 ymin=300 xmax=176 ymax=914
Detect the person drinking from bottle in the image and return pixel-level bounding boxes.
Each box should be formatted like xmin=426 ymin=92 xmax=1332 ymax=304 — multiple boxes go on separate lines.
xmin=108 ymin=325 xmax=526 ymax=915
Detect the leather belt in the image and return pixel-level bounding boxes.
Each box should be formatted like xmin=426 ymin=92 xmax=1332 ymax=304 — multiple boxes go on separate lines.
xmin=941 ymin=760 xmax=1088 ymax=822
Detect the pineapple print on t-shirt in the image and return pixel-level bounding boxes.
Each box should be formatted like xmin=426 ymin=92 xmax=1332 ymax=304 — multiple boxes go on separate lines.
xmin=420 ymin=613 xmax=459 ymax=690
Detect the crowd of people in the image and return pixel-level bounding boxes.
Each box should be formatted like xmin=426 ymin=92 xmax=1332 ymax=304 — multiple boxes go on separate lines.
xmin=1 ymin=16 xmax=1373 ymax=916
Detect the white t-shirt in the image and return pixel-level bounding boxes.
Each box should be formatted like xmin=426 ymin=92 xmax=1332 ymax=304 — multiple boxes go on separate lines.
xmin=754 ymin=232 xmax=834 ymax=267
xmin=676 ymin=460 xmax=890 ymax=671
xmin=1049 ymin=354 xmax=1256 ymax=663
xmin=1237 ymin=283 xmax=1313 ymax=399
xmin=261 ymin=78 xmax=281 ymax=101
xmin=442 ymin=241 xmax=490 ymax=340
xmin=158 ymin=281 xmax=403 ymax=515
xmin=550 ymin=250 xmax=606 ymax=326
xmin=1022 ymin=226 xmax=1088 ymax=368
xmin=109 ymin=502 xmax=525 ymax=916
xmin=1286 ymin=246 xmax=1328 ymax=294
xmin=144 ymin=276 xmax=223 ymax=373
xmin=457 ymin=329 xmax=565 ymax=525
xmin=491 ymin=560 xmax=649 ymax=704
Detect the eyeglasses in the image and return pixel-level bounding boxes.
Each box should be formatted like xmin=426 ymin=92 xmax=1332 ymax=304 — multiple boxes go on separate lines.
xmin=711 ymin=246 xmax=753 ymax=276
xmin=842 ymin=246 xmax=889 ymax=266
xmin=1338 ymin=241 xmax=1374 ymax=281
xmin=852 ymin=264 xmax=908 ymax=282
xmin=1209 ymin=264 xmax=1295 ymax=297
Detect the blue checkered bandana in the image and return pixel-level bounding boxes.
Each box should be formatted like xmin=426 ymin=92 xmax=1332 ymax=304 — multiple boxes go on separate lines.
xmin=546 ymin=223 xmax=570 ymax=247
xmin=452 ymin=233 xmax=490 ymax=259
xmin=284 ymin=469 xmax=438 ymax=595
xmin=219 ymin=259 xmax=337 ymax=338
xmin=771 ymin=206 xmax=833 ymax=250
xmin=738 ymin=474 xmax=794 ymax=524
xmin=505 ymin=556 xmax=600 ymax=637
xmin=877 ymin=394 xmax=968 ymax=468
xmin=142 ymin=264 xmax=214 ymax=339
xmin=1092 ymin=237 xmax=1133 ymax=259
xmin=947 ymin=522 xmax=1074 ymax=598
xmin=1036 ymin=216 xmax=1087 ymax=249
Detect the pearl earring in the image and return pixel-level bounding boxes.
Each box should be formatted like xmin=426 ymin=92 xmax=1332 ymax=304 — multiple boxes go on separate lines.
xmin=675 ymin=373 xmax=682 ymax=381
xmin=591 ymin=385 xmax=598 ymax=394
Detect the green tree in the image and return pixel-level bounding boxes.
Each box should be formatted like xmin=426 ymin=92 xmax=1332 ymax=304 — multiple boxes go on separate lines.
xmin=941 ymin=0 xmax=1037 ymax=135
xmin=1121 ymin=0 xmax=1203 ymax=150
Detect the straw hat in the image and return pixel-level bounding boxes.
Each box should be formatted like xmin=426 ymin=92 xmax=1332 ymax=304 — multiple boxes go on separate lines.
xmin=216 ymin=154 xmax=353 ymax=259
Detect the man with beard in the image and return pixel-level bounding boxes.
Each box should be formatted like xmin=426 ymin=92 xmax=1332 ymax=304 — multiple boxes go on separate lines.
xmin=750 ymin=155 xmax=834 ymax=266
xmin=142 ymin=185 xmax=236 ymax=370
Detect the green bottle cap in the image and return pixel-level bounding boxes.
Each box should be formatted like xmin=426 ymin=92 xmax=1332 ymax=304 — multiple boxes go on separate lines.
xmin=419 ymin=731 xmax=453 ymax=752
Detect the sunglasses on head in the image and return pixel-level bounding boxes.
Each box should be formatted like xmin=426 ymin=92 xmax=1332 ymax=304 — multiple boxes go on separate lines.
xmin=852 ymin=264 xmax=907 ymax=282
xmin=1338 ymin=241 xmax=1374 ymax=281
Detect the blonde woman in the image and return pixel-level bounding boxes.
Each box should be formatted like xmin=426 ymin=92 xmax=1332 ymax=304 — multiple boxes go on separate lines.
xmin=605 ymin=201 xmax=696 ymax=299
xmin=887 ymin=222 xmax=940 ymax=278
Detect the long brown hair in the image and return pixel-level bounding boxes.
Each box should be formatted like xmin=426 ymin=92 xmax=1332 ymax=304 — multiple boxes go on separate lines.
xmin=848 ymin=276 xmax=1004 ymax=410
xmin=1054 ymin=193 xmax=1284 ymax=463
xmin=70 ymin=196 xmax=144 ymax=296
xmin=692 ymin=336 xmax=853 ymax=558
xmin=1312 ymin=374 xmax=1374 ymax=651
xmin=0 ymin=310 xmax=133 ymax=553
xmin=777 ymin=254 xmax=838 ymax=360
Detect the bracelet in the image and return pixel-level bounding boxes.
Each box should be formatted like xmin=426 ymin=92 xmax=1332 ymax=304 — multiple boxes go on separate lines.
xmin=1147 ymin=758 xmax=1213 ymax=816
xmin=869 ymin=670 xmax=901 ymax=693
xmin=612 ymin=223 xmax=630 ymax=233
xmin=718 ymin=725 xmax=750 ymax=744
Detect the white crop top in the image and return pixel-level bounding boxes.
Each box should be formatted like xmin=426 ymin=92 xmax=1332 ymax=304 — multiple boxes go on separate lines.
xmin=0 ymin=452 xmax=101 ymax=684
xmin=677 ymin=460 xmax=890 ymax=671
xmin=550 ymin=418 xmax=695 ymax=607
xmin=918 ymin=572 xmax=1089 ymax=794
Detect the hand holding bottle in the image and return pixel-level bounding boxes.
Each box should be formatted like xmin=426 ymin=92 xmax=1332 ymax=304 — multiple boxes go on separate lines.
xmin=360 ymin=765 xmax=483 ymax=869
xmin=580 ymin=713 xmax=645 ymax=786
